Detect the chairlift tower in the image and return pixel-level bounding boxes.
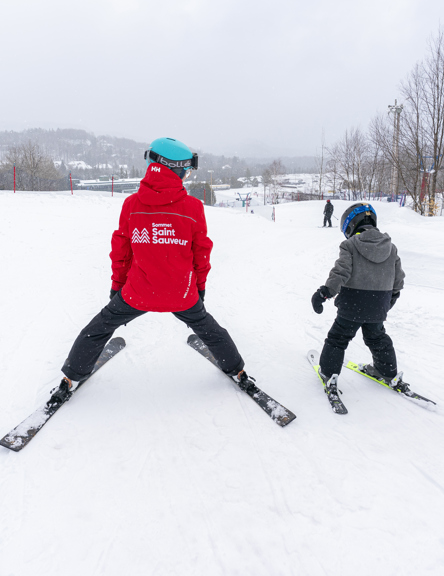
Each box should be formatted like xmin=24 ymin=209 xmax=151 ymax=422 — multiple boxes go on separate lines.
xmin=388 ymin=99 xmax=403 ymax=199
xmin=236 ymin=191 xmax=251 ymax=207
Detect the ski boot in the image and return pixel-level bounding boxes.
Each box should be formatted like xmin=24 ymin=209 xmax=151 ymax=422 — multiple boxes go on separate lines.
xmin=318 ymin=370 xmax=341 ymax=399
xmin=318 ymin=369 xmax=347 ymax=414
xmin=47 ymin=377 xmax=73 ymax=407
xmin=231 ymin=370 xmax=257 ymax=393
xmin=358 ymin=364 xmax=410 ymax=394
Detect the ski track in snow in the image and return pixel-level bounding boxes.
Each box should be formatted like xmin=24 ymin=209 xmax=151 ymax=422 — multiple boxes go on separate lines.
xmin=0 ymin=191 xmax=444 ymax=575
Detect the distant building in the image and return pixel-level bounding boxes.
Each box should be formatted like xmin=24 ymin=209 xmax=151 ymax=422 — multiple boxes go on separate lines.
xmin=75 ymin=177 xmax=142 ymax=193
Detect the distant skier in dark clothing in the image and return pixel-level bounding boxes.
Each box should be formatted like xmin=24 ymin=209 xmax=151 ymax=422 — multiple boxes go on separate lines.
xmin=323 ymin=199 xmax=334 ymax=227
xmin=311 ymin=203 xmax=406 ymax=405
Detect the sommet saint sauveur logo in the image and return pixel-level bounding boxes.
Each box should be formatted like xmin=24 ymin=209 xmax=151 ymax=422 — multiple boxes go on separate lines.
xmin=131 ymin=225 xmax=189 ymax=245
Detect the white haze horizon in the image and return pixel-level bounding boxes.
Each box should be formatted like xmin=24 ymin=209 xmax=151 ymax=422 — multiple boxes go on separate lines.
xmin=1 ymin=0 xmax=443 ymax=157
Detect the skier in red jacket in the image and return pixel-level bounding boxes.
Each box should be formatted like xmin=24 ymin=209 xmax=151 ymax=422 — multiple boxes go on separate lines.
xmin=60 ymin=137 xmax=251 ymax=391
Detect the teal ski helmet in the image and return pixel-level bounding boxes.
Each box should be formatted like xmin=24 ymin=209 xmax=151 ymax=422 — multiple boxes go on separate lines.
xmin=144 ymin=137 xmax=198 ymax=178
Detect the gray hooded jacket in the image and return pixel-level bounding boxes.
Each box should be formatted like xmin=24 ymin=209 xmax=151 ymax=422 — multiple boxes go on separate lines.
xmin=325 ymin=227 xmax=405 ymax=322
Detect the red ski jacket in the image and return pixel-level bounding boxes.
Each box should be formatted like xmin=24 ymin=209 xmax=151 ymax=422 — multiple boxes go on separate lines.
xmin=110 ymin=163 xmax=213 ymax=312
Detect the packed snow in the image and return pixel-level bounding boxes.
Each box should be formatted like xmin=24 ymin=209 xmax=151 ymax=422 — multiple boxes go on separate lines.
xmin=0 ymin=189 xmax=443 ymax=576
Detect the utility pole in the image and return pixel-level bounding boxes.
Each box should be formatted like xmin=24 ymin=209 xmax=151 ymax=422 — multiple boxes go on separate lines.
xmin=388 ymin=99 xmax=403 ymax=200
xmin=207 ymin=170 xmax=214 ymax=206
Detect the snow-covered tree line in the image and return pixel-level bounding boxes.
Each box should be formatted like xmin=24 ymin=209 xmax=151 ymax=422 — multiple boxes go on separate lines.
xmin=0 ymin=129 xmax=148 ymax=190
xmin=0 ymin=126 xmax=318 ymax=192
xmin=0 ymin=141 xmax=67 ymax=191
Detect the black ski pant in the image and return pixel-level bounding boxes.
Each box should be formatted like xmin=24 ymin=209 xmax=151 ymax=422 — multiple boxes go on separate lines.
xmin=323 ymin=215 xmax=332 ymax=227
xmin=319 ymin=315 xmax=397 ymax=379
xmin=62 ymin=292 xmax=244 ymax=381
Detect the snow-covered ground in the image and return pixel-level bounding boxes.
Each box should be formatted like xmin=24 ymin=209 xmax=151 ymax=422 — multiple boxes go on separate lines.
xmin=0 ymin=190 xmax=443 ymax=576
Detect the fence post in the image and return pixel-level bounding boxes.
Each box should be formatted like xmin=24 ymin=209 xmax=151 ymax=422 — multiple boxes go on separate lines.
xmin=14 ymin=164 xmax=16 ymax=193
xmin=112 ymin=175 xmax=114 ymax=197
xmin=69 ymin=172 xmax=73 ymax=195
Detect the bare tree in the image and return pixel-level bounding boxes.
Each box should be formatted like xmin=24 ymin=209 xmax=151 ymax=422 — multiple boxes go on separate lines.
xmin=370 ymin=109 xmax=423 ymax=211
xmin=1 ymin=141 xmax=64 ymax=191
xmin=261 ymin=167 xmax=272 ymax=205
xmin=315 ymin=130 xmax=326 ymax=199
xmin=327 ymin=127 xmax=376 ymax=200
xmin=371 ymin=29 xmax=444 ymax=215
xmin=266 ymin=160 xmax=285 ymax=204
xmin=418 ymin=30 xmax=444 ymax=205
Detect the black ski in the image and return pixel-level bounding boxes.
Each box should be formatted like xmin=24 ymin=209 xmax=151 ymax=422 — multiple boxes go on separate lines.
xmin=307 ymin=349 xmax=348 ymax=414
xmin=187 ymin=334 xmax=296 ymax=427
xmin=345 ymin=361 xmax=436 ymax=405
xmin=0 ymin=337 xmax=126 ymax=452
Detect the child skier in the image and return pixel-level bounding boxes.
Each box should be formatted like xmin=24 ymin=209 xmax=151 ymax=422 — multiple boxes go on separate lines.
xmin=58 ymin=137 xmax=254 ymax=395
xmin=311 ymin=203 xmax=406 ymax=406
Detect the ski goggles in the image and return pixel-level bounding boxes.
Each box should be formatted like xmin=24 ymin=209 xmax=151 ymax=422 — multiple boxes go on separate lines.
xmin=341 ymin=204 xmax=376 ymax=236
xmin=144 ymin=150 xmax=199 ymax=171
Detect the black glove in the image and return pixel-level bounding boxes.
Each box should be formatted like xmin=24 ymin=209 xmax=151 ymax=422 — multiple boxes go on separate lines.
xmin=110 ymin=288 xmax=119 ymax=300
xmin=199 ymin=290 xmax=205 ymax=303
xmin=390 ymin=291 xmax=400 ymax=309
xmin=311 ymin=285 xmax=332 ymax=314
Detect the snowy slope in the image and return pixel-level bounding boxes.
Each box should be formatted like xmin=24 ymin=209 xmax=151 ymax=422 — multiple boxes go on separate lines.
xmin=0 ymin=191 xmax=443 ymax=576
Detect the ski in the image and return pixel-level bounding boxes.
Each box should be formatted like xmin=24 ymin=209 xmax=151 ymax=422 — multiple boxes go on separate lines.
xmin=0 ymin=337 xmax=126 ymax=452
xmin=187 ymin=334 xmax=296 ymax=427
xmin=345 ymin=361 xmax=436 ymax=405
xmin=307 ymin=350 xmax=348 ymax=414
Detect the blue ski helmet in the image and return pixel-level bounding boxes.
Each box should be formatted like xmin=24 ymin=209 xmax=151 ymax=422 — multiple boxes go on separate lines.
xmin=340 ymin=203 xmax=377 ymax=239
xmin=144 ymin=137 xmax=198 ymax=178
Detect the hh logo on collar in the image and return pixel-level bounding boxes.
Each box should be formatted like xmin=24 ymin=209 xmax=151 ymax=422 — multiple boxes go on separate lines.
xmin=132 ymin=228 xmax=150 ymax=243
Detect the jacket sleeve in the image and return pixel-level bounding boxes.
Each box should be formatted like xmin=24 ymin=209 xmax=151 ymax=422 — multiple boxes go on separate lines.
xmin=393 ymin=249 xmax=405 ymax=292
xmin=110 ymin=198 xmax=133 ymax=291
xmin=325 ymin=241 xmax=353 ymax=296
xmin=192 ymin=203 xmax=213 ymax=291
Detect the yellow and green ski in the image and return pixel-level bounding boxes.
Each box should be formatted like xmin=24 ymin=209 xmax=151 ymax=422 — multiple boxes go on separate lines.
xmin=345 ymin=361 xmax=436 ymax=405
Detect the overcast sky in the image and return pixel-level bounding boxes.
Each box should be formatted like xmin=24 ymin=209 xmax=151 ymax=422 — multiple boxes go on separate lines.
xmin=0 ymin=0 xmax=442 ymax=157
